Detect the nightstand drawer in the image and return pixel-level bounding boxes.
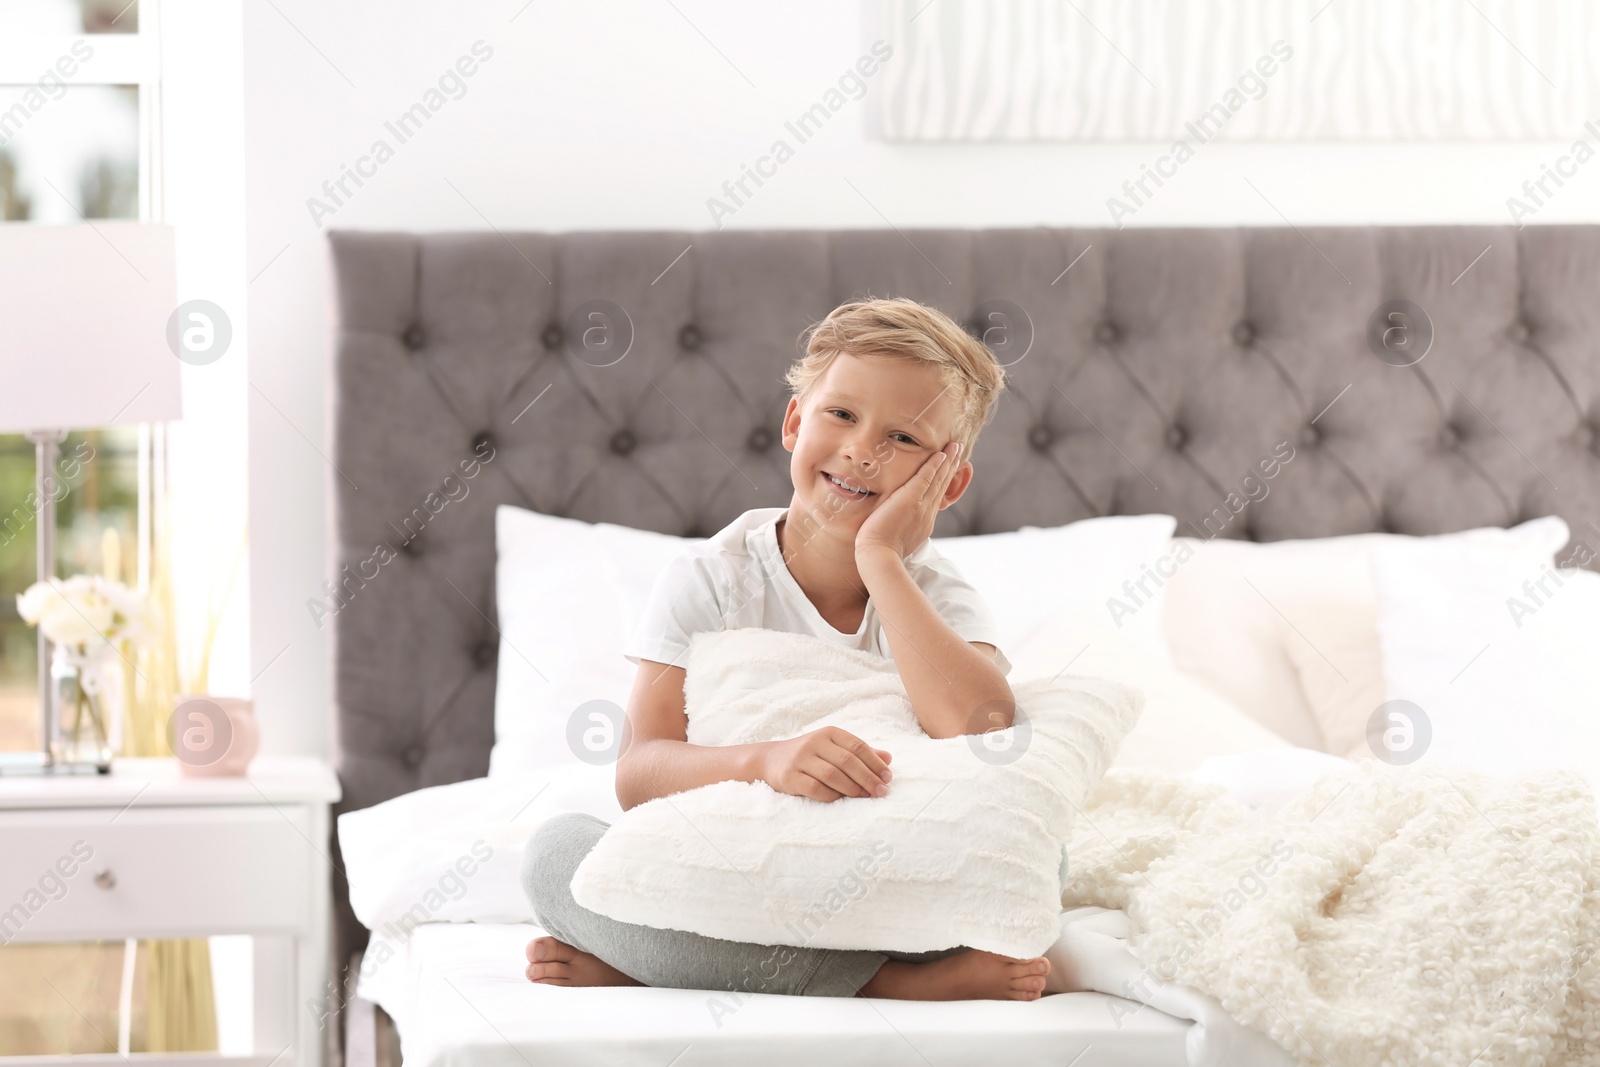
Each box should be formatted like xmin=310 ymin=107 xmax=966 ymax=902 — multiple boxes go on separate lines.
xmin=0 ymin=805 xmax=314 ymax=941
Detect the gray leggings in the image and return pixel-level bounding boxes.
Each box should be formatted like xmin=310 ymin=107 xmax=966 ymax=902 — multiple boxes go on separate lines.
xmin=522 ymin=812 xmax=963 ymax=997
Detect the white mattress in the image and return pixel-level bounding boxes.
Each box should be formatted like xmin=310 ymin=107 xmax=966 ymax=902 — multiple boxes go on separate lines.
xmin=360 ymin=922 xmax=1193 ymax=1067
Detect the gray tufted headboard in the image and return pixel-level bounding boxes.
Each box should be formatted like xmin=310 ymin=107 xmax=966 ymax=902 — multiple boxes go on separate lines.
xmin=326 ymin=224 xmax=1600 ymax=985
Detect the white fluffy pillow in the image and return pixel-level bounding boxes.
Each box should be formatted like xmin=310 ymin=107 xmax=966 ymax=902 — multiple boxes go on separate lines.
xmin=570 ymin=627 xmax=1142 ymax=959
xmin=1370 ymin=531 xmax=1600 ymax=785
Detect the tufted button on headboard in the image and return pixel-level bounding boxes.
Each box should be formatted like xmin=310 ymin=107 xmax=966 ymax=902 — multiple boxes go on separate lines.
xmin=325 ymin=224 xmax=1600 ymax=982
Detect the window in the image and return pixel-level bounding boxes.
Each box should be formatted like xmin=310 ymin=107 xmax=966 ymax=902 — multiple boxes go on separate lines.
xmin=0 ymin=0 xmax=140 ymax=35
xmin=1 ymin=84 xmax=141 ymax=221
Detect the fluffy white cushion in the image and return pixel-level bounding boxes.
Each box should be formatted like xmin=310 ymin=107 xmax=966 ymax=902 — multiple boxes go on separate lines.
xmin=490 ymin=505 xmax=1175 ymax=776
xmin=1370 ymin=530 xmax=1600 ymax=785
xmin=1008 ymin=612 xmax=1293 ymax=775
xmin=570 ymin=627 xmax=1142 ymax=958
xmin=1160 ymin=517 xmax=1572 ymax=751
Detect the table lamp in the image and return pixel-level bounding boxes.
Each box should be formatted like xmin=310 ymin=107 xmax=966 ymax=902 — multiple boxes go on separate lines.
xmin=0 ymin=222 xmax=181 ymax=774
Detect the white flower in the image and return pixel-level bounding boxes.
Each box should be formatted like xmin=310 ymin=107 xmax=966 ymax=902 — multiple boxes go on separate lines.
xmin=16 ymin=575 xmax=150 ymax=651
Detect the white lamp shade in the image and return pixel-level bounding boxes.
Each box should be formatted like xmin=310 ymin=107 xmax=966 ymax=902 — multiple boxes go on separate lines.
xmin=0 ymin=222 xmax=182 ymax=433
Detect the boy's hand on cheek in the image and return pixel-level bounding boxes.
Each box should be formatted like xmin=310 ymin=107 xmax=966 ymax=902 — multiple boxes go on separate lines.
xmin=855 ymin=443 xmax=962 ymax=562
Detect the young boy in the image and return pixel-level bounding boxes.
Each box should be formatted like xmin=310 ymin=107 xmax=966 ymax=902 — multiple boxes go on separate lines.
xmin=521 ymin=297 xmax=1062 ymax=1001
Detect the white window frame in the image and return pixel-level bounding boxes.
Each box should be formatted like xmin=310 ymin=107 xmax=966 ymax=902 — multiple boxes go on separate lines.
xmin=0 ymin=0 xmax=164 ymax=222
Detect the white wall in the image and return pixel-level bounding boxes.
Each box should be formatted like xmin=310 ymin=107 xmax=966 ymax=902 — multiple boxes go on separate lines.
xmin=164 ymin=0 xmax=251 ymax=703
xmin=242 ymin=0 xmax=1600 ymax=758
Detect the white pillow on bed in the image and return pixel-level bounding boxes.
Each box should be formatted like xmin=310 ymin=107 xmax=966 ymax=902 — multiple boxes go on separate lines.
xmin=936 ymin=514 xmax=1178 ymax=666
xmin=489 ymin=505 xmax=1177 ymax=776
xmin=570 ymin=628 xmax=1143 ymax=959
xmin=338 ymin=764 xmax=621 ymax=930
xmin=1160 ymin=517 xmax=1572 ymax=752
xmin=490 ymin=507 xmax=696 ymax=777
xmin=1369 ymin=531 xmax=1600 ymax=787
xmin=1007 ymin=612 xmax=1294 ymax=776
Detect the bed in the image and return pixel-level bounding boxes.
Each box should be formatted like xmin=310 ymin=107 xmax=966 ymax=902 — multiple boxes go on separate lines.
xmin=324 ymin=225 xmax=1600 ymax=1067
xmin=355 ymin=921 xmax=1189 ymax=1067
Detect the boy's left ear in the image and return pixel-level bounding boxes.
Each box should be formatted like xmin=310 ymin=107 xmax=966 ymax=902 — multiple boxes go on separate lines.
xmin=940 ymin=457 xmax=973 ymax=510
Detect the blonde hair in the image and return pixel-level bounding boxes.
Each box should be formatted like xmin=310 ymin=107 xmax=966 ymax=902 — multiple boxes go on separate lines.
xmin=786 ymin=297 xmax=1007 ymax=456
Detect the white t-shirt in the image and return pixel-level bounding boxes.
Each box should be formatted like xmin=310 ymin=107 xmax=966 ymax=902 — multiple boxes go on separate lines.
xmin=623 ymin=507 xmax=1012 ymax=676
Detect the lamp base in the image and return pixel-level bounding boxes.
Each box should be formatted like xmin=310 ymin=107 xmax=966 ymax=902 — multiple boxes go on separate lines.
xmin=0 ymin=751 xmax=110 ymax=776
xmin=25 ymin=428 xmax=67 ymax=773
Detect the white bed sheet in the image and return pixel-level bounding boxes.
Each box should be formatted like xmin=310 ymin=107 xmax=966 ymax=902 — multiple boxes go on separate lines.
xmin=359 ymin=922 xmax=1193 ymax=1067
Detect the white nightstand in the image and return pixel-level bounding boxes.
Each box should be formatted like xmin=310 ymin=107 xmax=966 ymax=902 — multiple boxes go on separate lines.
xmin=0 ymin=756 xmax=341 ymax=1067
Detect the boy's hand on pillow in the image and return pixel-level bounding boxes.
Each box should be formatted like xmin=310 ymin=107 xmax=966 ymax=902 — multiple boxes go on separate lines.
xmin=760 ymin=726 xmax=893 ymax=803
xmin=855 ymin=442 xmax=963 ymax=561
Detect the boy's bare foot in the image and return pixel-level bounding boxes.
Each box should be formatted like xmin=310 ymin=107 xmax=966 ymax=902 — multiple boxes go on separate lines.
xmin=524 ymin=936 xmax=642 ymax=987
xmin=857 ymin=950 xmax=1052 ymax=1001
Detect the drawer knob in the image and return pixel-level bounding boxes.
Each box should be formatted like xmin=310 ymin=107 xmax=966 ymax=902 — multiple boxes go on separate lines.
xmin=94 ymin=870 xmax=116 ymax=890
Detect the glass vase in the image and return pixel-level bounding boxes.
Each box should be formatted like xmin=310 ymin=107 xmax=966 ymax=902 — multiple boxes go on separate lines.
xmin=50 ymin=644 xmax=123 ymax=770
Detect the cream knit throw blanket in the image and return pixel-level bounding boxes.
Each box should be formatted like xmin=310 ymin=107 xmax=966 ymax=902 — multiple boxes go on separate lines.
xmin=1065 ymin=763 xmax=1600 ymax=1067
